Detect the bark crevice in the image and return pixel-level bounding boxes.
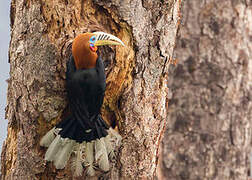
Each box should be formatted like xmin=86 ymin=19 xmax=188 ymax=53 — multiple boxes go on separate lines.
xmin=1 ymin=0 xmax=181 ymax=179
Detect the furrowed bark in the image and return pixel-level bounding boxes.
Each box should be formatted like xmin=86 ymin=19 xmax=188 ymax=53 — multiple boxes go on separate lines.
xmin=1 ymin=0 xmax=182 ymax=179
xmin=160 ymin=0 xmax=252 ymax=179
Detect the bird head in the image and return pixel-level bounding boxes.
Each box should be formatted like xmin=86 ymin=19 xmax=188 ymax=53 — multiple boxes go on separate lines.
xmin=72 ymin=32 xmax=125 ymax=69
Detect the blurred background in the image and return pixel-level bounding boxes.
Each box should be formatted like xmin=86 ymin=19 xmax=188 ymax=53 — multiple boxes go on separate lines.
xmin=0 ymin=0 xmax=11 ymax=153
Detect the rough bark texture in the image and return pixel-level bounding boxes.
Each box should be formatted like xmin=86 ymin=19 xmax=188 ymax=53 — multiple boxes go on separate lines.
xmin=1 ymin=0 xmax=181 ymax=179
xmin=161 ymin=0 xmax=252 ymax=180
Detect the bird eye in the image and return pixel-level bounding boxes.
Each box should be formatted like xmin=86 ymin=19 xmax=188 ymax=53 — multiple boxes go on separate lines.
xmin=90 ymin=36 xmax=96 ymax=43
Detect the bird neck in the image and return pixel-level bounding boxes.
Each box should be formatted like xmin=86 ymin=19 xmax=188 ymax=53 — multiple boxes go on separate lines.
xmin=74 ymin=50 xmax=98 ymax=69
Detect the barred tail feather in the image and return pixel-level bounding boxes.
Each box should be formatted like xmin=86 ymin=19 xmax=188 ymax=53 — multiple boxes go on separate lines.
xmin=108 ymin=128 xmax=122 ymax=145
xmin=86 ymin=165 xmax=95 ymax=177
xmin=41 ymin=125 xmax=122 ymax=176
xmin=54 ymin=140 xmax=75 ymax=169
xmin=45 ymin=135 xmax=62 ymax=162
xmin=85 ymin=141 xmax=95 ymax=176
xmin=104 ymin=135 xmax=114 ymax=158
xmin=95 ymin=138 xmax=109 ymax=172
xmin=40 ymin=127 xmax=57 ymax=147
xmin=72 ymin=143 xmax=85 ymax=177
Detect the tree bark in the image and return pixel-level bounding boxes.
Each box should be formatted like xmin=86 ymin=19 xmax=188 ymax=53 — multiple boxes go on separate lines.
xmin=1 ymin=0 xmax=181 ymax=179
xmin=160 ymin=0 xmax=252 ymax=179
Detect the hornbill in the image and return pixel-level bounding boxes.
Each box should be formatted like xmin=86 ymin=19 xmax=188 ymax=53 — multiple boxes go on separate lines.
xmin=40 ymin=32 xmax=124 ymax=176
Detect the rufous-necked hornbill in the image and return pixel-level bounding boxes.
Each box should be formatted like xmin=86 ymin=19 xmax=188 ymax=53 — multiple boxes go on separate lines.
xmin=40 ymin=32 xmax=124 ymax=176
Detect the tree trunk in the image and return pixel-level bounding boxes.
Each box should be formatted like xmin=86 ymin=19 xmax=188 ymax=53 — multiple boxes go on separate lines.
xmin=1 ymin=0 xmax=182 ymax=179
xmin=160 ymin=0 xmax=252 ymax=179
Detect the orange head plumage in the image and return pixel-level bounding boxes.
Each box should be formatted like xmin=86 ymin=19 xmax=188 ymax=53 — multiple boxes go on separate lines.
xmin=72 ymin=32 xmax=125 ymax=69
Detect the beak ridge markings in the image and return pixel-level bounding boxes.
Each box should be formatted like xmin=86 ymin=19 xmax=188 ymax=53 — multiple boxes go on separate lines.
xmin=93 ymin=31 xmax=125 ymax=46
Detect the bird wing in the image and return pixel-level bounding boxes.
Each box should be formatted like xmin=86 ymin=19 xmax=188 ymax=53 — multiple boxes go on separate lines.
xmin=65 ymin=56 xmax=106 ymax=129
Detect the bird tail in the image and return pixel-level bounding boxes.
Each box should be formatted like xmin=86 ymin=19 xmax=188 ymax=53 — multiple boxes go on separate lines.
xmin=40 ymin=127 xmax=121 ymax=177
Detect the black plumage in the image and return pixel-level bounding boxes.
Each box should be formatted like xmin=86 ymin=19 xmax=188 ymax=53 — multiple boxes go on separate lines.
xmin=56 ymin=55 xmax=109 ymax=143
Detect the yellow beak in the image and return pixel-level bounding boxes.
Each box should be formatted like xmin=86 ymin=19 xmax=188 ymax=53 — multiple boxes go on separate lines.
xmin=92 ymin=32 xmax=125 ymax=47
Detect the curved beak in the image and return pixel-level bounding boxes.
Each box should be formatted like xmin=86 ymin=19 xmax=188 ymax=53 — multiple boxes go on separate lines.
xmin=92 ymin=32 xmax=125 ymax=47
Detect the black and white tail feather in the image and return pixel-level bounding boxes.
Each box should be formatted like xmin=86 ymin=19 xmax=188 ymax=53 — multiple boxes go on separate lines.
xmin=40 ymin=127 xmax=121 ymax=176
